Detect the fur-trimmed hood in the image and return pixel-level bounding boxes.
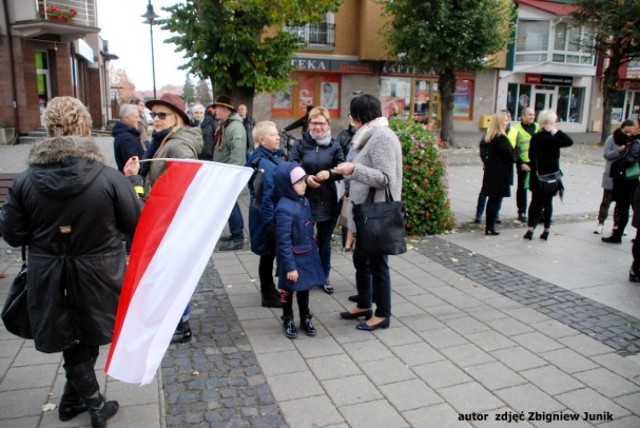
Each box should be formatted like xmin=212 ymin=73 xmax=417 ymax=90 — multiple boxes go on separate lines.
xmin=29 ymin=136 xmax=106 ymax=165
xmin=27 ymin=136 xmax=106 ymax=199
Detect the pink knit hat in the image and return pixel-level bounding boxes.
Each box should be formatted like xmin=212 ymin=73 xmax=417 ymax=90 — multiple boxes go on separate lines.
xmin=290 ymin=166 xmax=307 ymax=184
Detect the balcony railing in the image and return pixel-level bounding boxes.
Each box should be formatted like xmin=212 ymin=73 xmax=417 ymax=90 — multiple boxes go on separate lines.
xmin=38 ymin=0 xmax=96 ymax=27
xmin=284 ymin=23 xmax=335 ymax=48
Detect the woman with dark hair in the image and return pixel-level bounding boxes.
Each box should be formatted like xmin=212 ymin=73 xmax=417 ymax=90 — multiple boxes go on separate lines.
xmin=332 ymin=94 xmax=403 ymax=331
xmin=0 ymin=98 xmax=143 ymax=427
xmin=523 ymin=109 xmax=573 ymax=241
xmin=289 ymin=106 xmax=345 ymax=294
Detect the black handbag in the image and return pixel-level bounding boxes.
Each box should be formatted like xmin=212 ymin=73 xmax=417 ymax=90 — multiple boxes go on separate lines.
xmin=537 ymin=171 xmax=562 ymax=193
xmin=352 ymin=182 xmax=407 ymax=256
xmin=1 ymin=246 xmax=32 ymax=339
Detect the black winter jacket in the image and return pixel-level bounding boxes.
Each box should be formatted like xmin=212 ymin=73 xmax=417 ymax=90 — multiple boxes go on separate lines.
xmin=112 ymin=121 xmax=144 ymax=173
xmin=288 ymin=132 xmax=345 ymax=222
xmin=0 ymin=137 xmax=142 ymax=352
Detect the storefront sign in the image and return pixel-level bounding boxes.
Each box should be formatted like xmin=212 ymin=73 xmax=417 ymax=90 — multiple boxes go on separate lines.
xmin=616 ymin=79 xmax=640 ymax=91
xmin=290 ymin=58 xmax=376 ymax=74
xmin=525 ymin=73 xmax=573 ymax=86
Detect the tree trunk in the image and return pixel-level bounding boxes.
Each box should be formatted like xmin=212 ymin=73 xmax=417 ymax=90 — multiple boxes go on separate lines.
xmin=600 ymin=53 xmax=622 ymax=144
xmin=438 ymin=68 xmax=456 ymax=148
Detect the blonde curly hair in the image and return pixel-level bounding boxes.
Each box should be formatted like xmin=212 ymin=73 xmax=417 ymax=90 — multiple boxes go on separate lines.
xmin=44 ymin=96 xmax=92 ymax=137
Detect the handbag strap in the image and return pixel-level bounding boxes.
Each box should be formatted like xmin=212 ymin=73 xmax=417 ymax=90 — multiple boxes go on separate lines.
xmin=21 ymin=245 xmax=26 ymax=263
xmin=365 ymin=173 xmax=394 ymax=204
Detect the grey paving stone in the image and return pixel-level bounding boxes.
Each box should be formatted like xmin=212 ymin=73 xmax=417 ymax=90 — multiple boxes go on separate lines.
xmin=555 ymin=387 xmax=631 ymax=419
xmin=248 ymin=332 xmax=297 ymax=354
xmin=403 ymin=403 xmax=473 ymax=428
xmin=374 ymin=325 xmax=422 ymax=347
xmin=413 ymin=360 xmax=472 ymax=389
xmin=427 ymin=304 xmax=468 ymax=321
xmin=256 ymin=350 xmax=308 ymax=377
xmin=590 ymin=353 xmax=640 ymax=381
xmin=307 ymin=353 xmax=362 ymax=381
xmin=417 ymin=327 xmax=468 ymax=349
xmin=268 ymin=371 xmax=324 ymax=402
xmin=494 ymin=384 xmax=565 ymax=413
xmin=613 ymin=392 xmax=640 ymax=415
xmin=293 ymin=335 xmax=344 ymax=359
xmin=538 ymin=348 xmax=600 ymax=374
xmin=391 ymin=341 xmax=445 ymax=367
xmin=438 ymin=382 xmax=504 ymax=414
xmin=340 ymin=400 xmax=409 ymax=428
xmin=464 ymin=361 xmax=527 ymax=391
xmin=358 ymin=357 xmax=416 ymax=386
xmin=504 ymin=307 xmax=550 ymax=324
xmin=444 ymin=316 xmax=491 ymax=335
xmin=531 ymin=319 xmax=581 ymax=338
xmin=439 ymin=343 xmax=496 ymax=368
xmin=486 ymin=317 xmax=535 ymax=336
xmin=491 ymin=346 xmax=547 ymax=372
xmin=0 ymin=338 xmax=23 ymax=359
xmin=0 ymin=387 xmax=49 ymax=419
xmin=465 ymin=330 xmax=517 ymax=352
xmin=341 ymin=339 xmax=394 ymax=363
xmin=465 ymin=305 xmax=509 ymax=322
xmin=12 ymin=346 xmax=61 ymax=367
xmin=400 ymin=313 xmax=446 ymax=332
xmin=108 ymin=378 xmax=161 ymax=406
xmin=512 ymin=331 xmax=565 ymax=354
xmin=322 ymin=374 xmax=382 ymax=406
xmin=279 ymin=395 xmax=344 ymax=427
xmin=520 ymin=365 xmax=585 ymax=395
xmin=598 ymin=415 xmax=640 ymax=428
xmin=380 ymin=379 xmax=442 ymax=411
xmin=0 ymin=364 xmax=58 ymax=391
xmin=572 ymin=368 xmax=640 ymax=398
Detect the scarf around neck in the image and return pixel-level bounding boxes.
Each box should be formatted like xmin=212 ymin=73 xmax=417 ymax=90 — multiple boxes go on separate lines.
xmin=352 ymin=116 xmax=389 ymax=150
xmin=311 ymin=130 xmax=332 ymax=147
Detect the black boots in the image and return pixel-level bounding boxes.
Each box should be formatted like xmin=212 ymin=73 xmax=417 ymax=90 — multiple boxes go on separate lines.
xmin=65 ymin=360 xmax=119 ymax=428
xmin=58 ymin=380 xmax=87 ymax=421
xmin=282 ymin=315 xmax=297 ymax=338
xmin=261 ymin=283 xmax=282 ymax=308
xmin=300 ymin=314 xmax=317 ymax=336
xmin=171 ymin=320 xmax=192 ymax=344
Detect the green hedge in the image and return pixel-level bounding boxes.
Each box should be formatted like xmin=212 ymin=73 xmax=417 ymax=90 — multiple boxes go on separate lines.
xmin=390 ymin=118 xmax=456 ymax=235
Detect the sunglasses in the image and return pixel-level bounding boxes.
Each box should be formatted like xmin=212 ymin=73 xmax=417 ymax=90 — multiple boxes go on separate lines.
xmin=150 ymin=111 xmax=173 ymax=120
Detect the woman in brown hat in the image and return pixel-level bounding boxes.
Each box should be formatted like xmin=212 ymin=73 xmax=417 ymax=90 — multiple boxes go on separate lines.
xmin=142 ymin=93 xmax=203 ymax=344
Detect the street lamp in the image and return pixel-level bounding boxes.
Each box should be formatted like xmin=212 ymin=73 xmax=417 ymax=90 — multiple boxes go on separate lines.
xmin=142 ymin=0 xmax=159 ymax=99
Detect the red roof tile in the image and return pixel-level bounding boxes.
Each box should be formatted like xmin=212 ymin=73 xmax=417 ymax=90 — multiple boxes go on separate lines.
xmin=517 ymin=0 xmax=578 ymax=16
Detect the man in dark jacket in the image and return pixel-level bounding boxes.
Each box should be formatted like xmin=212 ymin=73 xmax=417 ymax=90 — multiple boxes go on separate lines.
xmin=238 ymin=103 xmax=256 ymax=160
xmin=113 ymin=104 xmax=145 ymax=173
xmin=198 ymin=104 xmax=217 ymax=160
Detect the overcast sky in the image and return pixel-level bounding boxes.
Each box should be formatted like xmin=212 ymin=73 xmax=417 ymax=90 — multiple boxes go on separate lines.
xmin=97 ymin=0 xmax=190 ymax=91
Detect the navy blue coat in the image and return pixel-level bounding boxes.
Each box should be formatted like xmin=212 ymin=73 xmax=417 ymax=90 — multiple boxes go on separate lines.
xmin=247 ymin=146 xmax=282 ymax=255
xmin=112 ymin=121 xmax=144 ymax=173
xmin=274 ymin=162 xmax=324 ymax=292
xmin=289 ymin=132 xmax=345 ymax=222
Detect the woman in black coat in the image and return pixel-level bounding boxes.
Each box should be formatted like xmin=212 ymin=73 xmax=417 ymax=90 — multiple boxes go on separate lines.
xmin=289 ymin=106 xmax=345 ymax=294
xmin=523 ymin=110 xmax=573 ymax=241
xmin=0 ymin=97 xmax=142 ymax=428
xmin=481 ymin=111 xmax=515 ymax=235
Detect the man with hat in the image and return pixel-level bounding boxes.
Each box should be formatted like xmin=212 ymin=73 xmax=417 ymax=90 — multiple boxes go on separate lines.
xmin=213 ymin=95 xmax=247 ymax=251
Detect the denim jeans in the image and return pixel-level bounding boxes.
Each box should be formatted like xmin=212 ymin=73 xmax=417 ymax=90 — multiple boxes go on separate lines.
xmin=353 ymin=246 xmax=391 ymax=318
xmin=315 ymin=216 xmax=338 ymax=281
xmin=228 ymin=202 xmax=244 ymax=240
xmin=476 ymin=192 xmax=503 ymax=220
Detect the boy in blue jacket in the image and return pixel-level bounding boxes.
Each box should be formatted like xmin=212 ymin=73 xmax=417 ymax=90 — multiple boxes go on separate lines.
xmin=274 ymin=162 xmax=325 ymax=338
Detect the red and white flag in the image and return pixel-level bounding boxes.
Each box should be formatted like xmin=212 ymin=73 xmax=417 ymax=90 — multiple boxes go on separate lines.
xmin=105 ymin=159 xmax=252 ymax=385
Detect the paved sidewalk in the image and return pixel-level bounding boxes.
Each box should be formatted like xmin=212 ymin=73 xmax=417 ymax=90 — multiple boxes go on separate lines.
xmin=1 ymin=133 xmax=640 ymax=427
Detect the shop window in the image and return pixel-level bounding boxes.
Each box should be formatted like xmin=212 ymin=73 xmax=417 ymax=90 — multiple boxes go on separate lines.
xmin=507 ymin=83 xmax=532 ymax=121
xmin=515 ymin=20 xmax=549 ymax=63
xmin=552 ymin=22 xmax=594 ymax=66
xmin=611 ymin=91 xmax=626 ymax=122
xmin=557 ymin=87 xmax=584 ymax=123
xmin=611 ymin=90 xmax=640 ymax=122
xmin=453 ymin=80 xmax=473 ymax=120
xmin=380 ymin=77 xmax=411 ymax=118
xmin=283 ymin=14 xmax=335 ymax=47
xmin=272 ymin=73 xmax=340 ymax=118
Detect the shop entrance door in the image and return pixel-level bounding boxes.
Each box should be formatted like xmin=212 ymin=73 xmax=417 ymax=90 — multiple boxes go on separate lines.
xmin=532 ymin=86 xmax=556 ymax=118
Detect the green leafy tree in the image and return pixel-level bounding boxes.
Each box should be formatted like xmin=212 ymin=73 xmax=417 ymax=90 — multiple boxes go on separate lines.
xmin=182 ymin=76 xmax=195 ymax=105
xmin=161 ymin=0 xmax=343 ymax=107
xmin=196 ymin=79 xmax=212 ymax=105
xmin=382 ymin=0 xmax=514 ymax=147
xmin=571 ymin=0 xmax=640 ymax=142
xmin=390 ymin=118 xmax=456 ymax=235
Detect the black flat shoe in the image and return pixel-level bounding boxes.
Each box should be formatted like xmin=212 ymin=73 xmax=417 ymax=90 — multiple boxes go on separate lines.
xmin=340 ymin=309 xmax=373 ymax=320
xmin=348 ymin=294 xmax=358 ymax=303
xmin=170 ymin=321 xmax=192 ymax=344
xmin=540 ymin=231 xmax=549 ymax=241
xmin=356 ymin=318 xmax=390 ymax=331
xmin=322 ymin=283 xmax=334 ymax=294
xmin=602 ymin=236 xmax=622 ymax=244
xmin=485 ymin=228 xmax=500 ymax=236
xmin=523 ymin=230 xmax=533 ymax=240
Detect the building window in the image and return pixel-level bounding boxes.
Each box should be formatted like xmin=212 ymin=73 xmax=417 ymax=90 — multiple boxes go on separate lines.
xmin=612 ymin=90 xmax=640 ymax=122
xmin=507 ymin=83 xmax=532 ymax=121
xmin=552 ymin=22 xmax=594 ymax=65
xmin=272 ymin=73 xmax=341 ymax=118
xmin=557 ymin=86 xmax=585 ymax=123
xmin=515 ymin=20 xmax=549 ymax=63
xmin=284 ymin=14 xmax=335 ymax=47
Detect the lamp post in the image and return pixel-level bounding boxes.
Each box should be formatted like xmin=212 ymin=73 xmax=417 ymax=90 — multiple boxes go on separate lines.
xmin=142 ymin=0 xmax=159 ymax=99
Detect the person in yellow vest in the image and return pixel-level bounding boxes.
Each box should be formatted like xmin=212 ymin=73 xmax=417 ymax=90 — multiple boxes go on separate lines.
xmin=513 ymin=107 xmax=539 ymax=223
xmin=474 ymin=110 xmax=517 ymax=223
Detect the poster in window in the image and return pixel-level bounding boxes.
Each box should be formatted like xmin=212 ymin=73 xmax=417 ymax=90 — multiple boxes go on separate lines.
xmin=272 ymin=86 xmax=293 ymax=117
xmin=320 ymin=82 xmax=339 ymax=109
xmin=298 ymin=74 xmax=315 ymax=113
xmin=453 ymin=80 xmax=473 ymax=119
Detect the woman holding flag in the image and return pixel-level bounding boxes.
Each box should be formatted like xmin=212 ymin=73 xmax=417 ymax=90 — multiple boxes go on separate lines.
xmin=0 ymin=97 xmax=143 ymax=427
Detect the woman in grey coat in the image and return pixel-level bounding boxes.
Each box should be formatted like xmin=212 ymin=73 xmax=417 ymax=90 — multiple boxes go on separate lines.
xmin=332 ymin=94 xmax=402 ymax=331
